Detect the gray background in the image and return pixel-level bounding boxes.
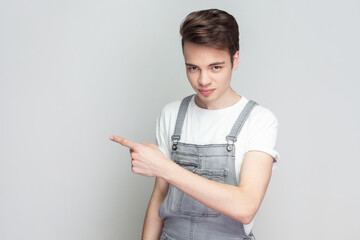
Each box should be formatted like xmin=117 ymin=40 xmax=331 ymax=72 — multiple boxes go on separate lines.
xmin=1 ymin=0 xmax=359 ymax=239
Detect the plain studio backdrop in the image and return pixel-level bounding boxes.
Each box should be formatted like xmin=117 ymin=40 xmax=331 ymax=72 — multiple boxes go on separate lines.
xmin=1 ymin=0 xmax=359 ymax=239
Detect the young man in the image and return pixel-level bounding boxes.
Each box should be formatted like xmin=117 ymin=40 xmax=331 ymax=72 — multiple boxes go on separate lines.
xmin=111 ymin=9 xmax=279 ymax=240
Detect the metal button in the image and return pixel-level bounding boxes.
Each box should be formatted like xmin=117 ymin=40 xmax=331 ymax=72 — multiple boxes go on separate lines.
xmin=172 ymin=144 xmax=177 ymax=150
xmin=227 ymin=145 xmax=233 ymax=151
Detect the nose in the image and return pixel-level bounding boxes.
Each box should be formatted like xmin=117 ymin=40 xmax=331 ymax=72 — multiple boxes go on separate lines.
xmin=198 ymin=71 xmax=211 ymax=87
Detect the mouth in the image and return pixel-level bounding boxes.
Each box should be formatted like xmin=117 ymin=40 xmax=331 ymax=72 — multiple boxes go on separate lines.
xmin=198 ymin=89 xmax=215 ymax=96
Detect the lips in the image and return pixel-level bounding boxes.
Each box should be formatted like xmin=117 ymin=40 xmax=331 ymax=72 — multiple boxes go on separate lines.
xmin=198 ymin=89 xmax=215 ymax=96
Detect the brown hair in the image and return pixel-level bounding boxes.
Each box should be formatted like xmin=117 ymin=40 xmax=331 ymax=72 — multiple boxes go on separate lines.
xmin=180 ymin=9 xmax=239 ymax=64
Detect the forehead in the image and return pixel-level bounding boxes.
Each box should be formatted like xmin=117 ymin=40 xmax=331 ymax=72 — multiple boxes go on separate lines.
xmin=183 ymin=41 xmax=231 ymax=65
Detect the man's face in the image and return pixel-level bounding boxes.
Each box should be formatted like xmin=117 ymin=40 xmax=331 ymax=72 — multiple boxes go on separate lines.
xmin=183 ymin=41 xmax=239 ymax=110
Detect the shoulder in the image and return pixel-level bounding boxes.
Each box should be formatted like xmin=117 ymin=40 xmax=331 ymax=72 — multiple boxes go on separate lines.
xmin=161 ymin=99 xmax=181 ymax=115
xmin=156 ymin=98 xmax=184 ymax=132
xmin=158 ymin=94 xmax=196 ymax=119
xmin=247 ymin=102 xmax=279 ymax=129
xmin=158 ymin=99 xmax=182 ymax=121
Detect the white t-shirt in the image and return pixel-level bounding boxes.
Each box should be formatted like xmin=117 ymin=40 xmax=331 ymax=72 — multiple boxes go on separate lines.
xmin=155 ymin=94 xmax=280 ymax=235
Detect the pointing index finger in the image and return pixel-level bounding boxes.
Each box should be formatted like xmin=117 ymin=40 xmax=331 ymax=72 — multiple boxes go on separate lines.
xmin=110 ymin=136 xmax=139 ymax=149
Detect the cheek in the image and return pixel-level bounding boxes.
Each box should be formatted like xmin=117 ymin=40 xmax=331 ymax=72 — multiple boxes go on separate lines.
xmin=219 ymin=71 xmax=232 ymax=85
xmin=186 ymin=72 xmax=197 ymax=85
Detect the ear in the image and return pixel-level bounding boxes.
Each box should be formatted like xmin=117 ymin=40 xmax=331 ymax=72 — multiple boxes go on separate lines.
xmin=232 ymin=51 xmax=240 ymax=71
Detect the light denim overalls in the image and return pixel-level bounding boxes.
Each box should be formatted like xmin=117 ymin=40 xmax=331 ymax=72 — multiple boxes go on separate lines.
xmin=159 ymin=94 xmax=258 ymax=240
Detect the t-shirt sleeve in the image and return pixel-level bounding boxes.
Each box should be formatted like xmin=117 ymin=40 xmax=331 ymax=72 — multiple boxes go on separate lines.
xmin=155 ymin=110 xmax=172 ymax=159
xmin=245 ymin=107 xmax=280 ymax=169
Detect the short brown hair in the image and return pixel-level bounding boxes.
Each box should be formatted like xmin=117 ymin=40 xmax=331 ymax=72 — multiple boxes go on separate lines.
xmin=180 ymin=9 xmax=239 ymax=64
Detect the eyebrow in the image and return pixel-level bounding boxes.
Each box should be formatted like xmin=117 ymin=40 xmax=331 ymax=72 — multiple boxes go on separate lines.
xmin=209 ymin=61 xmax=225 ymax=66
xmin=185 ymin=61 xmax=226 ymax=67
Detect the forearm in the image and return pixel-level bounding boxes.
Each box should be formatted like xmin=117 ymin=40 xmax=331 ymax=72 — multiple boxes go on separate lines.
xmin=161 ymin=160 xmax=266 ymax=224
xmin=142 ymin=196 xmax=164 ymax=240
xmin=142 ymin=178 xmax=168 ymax=240
xmin=110 ymin=136 xmax=272 ymax=225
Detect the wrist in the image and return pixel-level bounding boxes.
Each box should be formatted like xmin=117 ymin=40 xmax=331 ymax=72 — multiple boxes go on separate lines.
xmin=157 ymin=157 xmax=176 ymax=181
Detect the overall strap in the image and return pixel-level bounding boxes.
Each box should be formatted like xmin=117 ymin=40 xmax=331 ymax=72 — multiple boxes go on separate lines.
xmin=171 ymin=94 xmax=194 ymax=150
xmin=225 ymin=100 xmax=258 ymax=151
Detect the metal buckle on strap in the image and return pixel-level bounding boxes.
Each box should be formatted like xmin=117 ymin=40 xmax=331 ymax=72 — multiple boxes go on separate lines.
xmin=171 ymin=135 xmax=180 ymax=151
xmin=226 ymin=141 xmax=233 ymax=151
xmin=226 ymin=136 xmax=237 ymax=152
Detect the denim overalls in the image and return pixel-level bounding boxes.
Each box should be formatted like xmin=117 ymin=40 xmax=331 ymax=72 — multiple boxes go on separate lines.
xmin=159 ymin=94 xmax=258 ymax=240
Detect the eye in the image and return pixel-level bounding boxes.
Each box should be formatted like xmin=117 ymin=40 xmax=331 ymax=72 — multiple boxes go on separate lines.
xmin=212 ymin=66 xmax=222 ymax=71
xmin=187 ymin=66 xmax=198 ymax=72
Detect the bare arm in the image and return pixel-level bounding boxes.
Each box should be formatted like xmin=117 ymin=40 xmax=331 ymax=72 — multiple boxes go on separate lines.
xmin=162 ymin=150 xmax=273 ymax=224
xmin=142 ymin=177 xmax=169 ymax=240
xmin=111 ymin=136 xmax=273 ymax=224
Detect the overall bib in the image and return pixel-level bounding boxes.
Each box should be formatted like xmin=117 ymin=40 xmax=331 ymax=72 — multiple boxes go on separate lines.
xmin=159 ymin=95 xmax=258 ymax=240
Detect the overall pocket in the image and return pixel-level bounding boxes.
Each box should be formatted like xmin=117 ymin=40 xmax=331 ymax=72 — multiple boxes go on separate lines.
xmin=160 ymin=232 xmax=175 ymax=240
xmin=169 ymin=166 xmax=228 ymax=217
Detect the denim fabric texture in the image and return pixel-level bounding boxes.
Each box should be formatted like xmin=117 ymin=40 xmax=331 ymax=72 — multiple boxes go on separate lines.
xmin=159 ymin=95 xmax=258 ymax=240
